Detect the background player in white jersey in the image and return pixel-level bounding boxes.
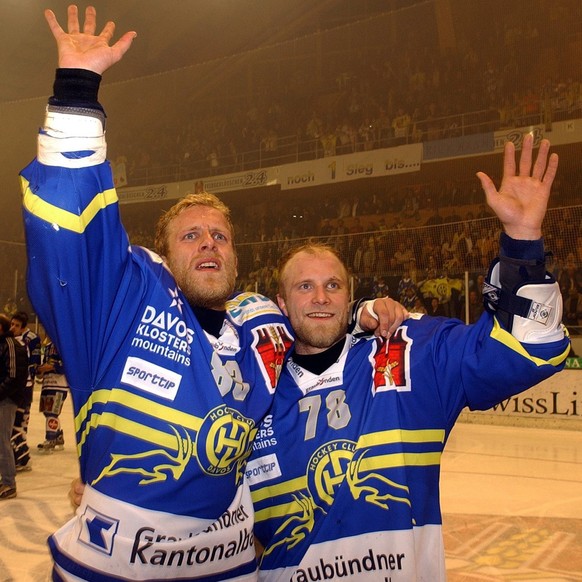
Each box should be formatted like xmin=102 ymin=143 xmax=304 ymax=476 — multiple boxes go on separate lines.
xmin=22 ymin=6 xmax=403 ymax=580
xmin=36 ymin=337 xmax=69 ymax=452
xmin=248 ymin=135 xmax=570 ymax=580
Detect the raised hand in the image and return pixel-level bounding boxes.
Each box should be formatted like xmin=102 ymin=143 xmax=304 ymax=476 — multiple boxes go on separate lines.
xmin=477 ymin=133 xmax=558 ymax=240
xmin=44 ymin=4 xmax=136 ymax=74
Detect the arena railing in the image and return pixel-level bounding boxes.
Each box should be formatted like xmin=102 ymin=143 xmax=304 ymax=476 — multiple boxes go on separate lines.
xmin=125 ymin=102 xmax=580 ymax=188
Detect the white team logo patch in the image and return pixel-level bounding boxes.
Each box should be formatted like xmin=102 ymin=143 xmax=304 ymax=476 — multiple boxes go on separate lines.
xmin=121 ymin=357 xmax=182 ymax=400
xmin=78 ymin=506 xmax=119 ymax=555
xmin=245 ymin=453 xmax=281 ymax=486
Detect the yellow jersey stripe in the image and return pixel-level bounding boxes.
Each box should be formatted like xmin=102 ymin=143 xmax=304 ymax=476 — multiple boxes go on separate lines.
xmin=255 ymin=499 xmax=305 ymax=522
xmin=491 ymin=318 xmax=570 ymax=367
xmin=74 ymin=388 xmax=203 ymax=433
xmin=251 ymin=476 xmax=307 ymax=503
xmin=21 ymin=175 xmax=118 ymax=233
xmin=358 ymin=451 xmax=442 ymax=472
xmin=356 ymin=428 xmax=445 ymax=449
xmin=77 ymin=412 xmax=186 ymax=454
xmin=252 ymin=450 xmax=440 ymax=505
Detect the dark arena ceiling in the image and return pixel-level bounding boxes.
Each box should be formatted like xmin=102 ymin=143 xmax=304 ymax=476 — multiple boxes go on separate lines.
xmin=2 ymin=0 xmax=425 ymax=103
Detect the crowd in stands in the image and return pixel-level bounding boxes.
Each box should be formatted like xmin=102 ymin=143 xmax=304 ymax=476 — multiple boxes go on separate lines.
xmin=233 ymin=202 xmax=582 ymax=325
xmin=4 ymin=201 xmax=582 ymax=333
xmin=110 ymin=160 xmax=582 ymax=327
xmin=108 ymin=2 xmax=582 ymax=187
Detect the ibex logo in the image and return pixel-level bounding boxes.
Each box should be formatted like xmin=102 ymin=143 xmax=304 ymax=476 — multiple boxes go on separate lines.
xmin=307 ymin=440 xmax=411 ymax=511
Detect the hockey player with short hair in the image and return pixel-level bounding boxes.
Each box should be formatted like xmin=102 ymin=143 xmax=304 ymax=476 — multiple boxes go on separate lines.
xmin=20 ymin=6 xmax=404 ymax=580
xmin=249 ymin=134 xmax=570 ymax=580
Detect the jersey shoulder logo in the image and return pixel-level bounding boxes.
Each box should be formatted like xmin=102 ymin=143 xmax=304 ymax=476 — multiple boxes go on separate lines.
xmin=371 ymin=327 xmax=412 ymax=392
xmin=252 ymin=324 xmax=294 ymax=392
xmin=226 ymin=293 xmax=283 ymax=324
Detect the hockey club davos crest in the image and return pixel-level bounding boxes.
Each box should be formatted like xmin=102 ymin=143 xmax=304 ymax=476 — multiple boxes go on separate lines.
xmin=260 ymin=442 xmax=413 ymax=556
xmin=196 ymin=405 xmax=257 ymax=478
xmin=308 ymin=439 xmax=357 ymax=508
xmin=251 ymin=324 xmax=294 ymax=392
xmin=370 ymin=328 xmax=412 ymax=392
xmin=306 ymin=441 xmax=411 ymax=511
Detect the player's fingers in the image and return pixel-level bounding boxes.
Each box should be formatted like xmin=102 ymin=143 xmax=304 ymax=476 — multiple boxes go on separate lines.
xmin=542 ymin=152 xmax=559 ymax=187
xmin=373 ymin=299 xmax=407 ymax=338
xmin=44 ymin=9 xmax=65 ymax=38
xmin=519 ymin=133 xmax=533 ymax=176
xmin=518 ymin=133 xmax=533 ymax=176
xmin=67 ymin=4 xmax=80 ymax=34
xmin=100 ymin=20 xmax=117 ymax=43
xmin=476 ymin=171 xmax=497 ymax=205
xmin=82 ymin=5 xmax=97 ymax=35
xmin=531 ymin=138 xmax=550 ymax=181
xmin=503 ymin=139 xmax=517 ymax=179
xmin=115 ymin=33 xmax=138 ymax=60
xmin=387 ymin=304 xmax=408 ymax=336
xmin=68 ymin=477 xmax=84 ymax=510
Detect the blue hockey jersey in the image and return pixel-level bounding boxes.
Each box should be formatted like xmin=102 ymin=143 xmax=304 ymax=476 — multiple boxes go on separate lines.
xmin=21 ymin=123 xmax=293 ymax=580
xmin=248 ymin=317 xmax=569 ymax=581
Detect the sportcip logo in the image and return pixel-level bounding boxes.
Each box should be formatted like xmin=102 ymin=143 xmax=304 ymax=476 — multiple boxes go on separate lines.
xmin=121 ymin=357 xmax=182 ymax=400
xmin=245 ymin=453 xmax=281 ymax=486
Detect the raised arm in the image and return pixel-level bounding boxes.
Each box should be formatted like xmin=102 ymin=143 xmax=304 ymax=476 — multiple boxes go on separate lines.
xmin=44 ymin=4 xmax=136 ymax=73
xmin=477 ymin=133 xmax=558 ymax=240
xmin=476 ymin=134 xmax=566 ymax=344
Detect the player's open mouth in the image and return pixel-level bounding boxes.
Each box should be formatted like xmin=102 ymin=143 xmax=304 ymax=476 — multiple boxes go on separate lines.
xmin=308 ymin=312 xmax=333 ymax=318
xmin=196 ymin=261 xmax=219 ymax=270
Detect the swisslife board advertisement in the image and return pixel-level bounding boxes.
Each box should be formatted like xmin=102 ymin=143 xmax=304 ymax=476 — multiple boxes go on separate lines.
xmin=463 ymin=358 xmax=582 ymax=426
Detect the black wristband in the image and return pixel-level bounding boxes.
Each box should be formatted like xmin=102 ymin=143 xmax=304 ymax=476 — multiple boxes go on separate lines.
xmin=499 ymin=232 xmax=546 ymax=291
xmin=49 ymin=68 xmax=104 ymax=112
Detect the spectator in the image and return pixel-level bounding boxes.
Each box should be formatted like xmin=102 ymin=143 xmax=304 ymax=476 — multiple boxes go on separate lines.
xmin=410 ymin=296 xmax=428 ymax=315
xmin=558 ymin=255 xmax=582 ymax=296
xmin=563 ymin=287 xmax=582 ymax=334
xmin=9 ymin=311 xmax=41 ymax=472
xmin=401 ymin=285 xmax=420 ymax=311
xmin=397 ymin=266 xmax=416 ymax=304
xmin=372 ymin=276 xmax=390 ymax=299
xmin=0 ymin=314 xmax=28 ymax=500
xmin=428 ymin=296 xmax=446 ymax=316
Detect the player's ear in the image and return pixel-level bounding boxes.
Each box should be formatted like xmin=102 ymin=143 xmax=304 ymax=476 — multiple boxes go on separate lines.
xmin=276 ymin=294 xmax=288 ymax=317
